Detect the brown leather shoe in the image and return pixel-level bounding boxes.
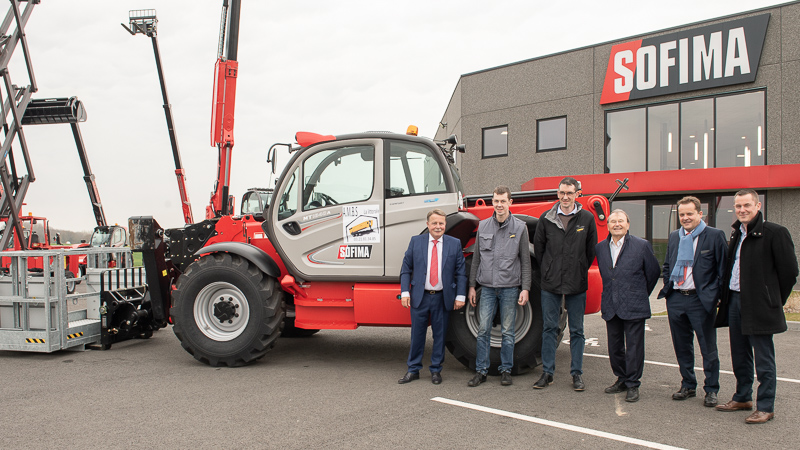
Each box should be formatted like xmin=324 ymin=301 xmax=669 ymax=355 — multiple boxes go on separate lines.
xmin=716 ymin=400 xmax=753 ymax=412
xmin=745 ymin=410 xmax=775 ymax=424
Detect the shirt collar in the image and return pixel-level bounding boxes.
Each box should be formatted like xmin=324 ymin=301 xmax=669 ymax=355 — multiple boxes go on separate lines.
xmin=610 ymin=235 xmax=625 ymax=248
xmin=557 ymin=205 xmax=578 ymax=216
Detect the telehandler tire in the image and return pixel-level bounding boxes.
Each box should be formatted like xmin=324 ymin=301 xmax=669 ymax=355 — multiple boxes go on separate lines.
xmin=171 ymin=252 xmax=285 ymax=366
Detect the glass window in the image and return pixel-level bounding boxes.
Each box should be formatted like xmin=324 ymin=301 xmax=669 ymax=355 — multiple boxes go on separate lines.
xmin=606 ymin=109 xmax=645 ymax=172
xmin=647 ymin=104 xmax=678 ymax=171
xmin=387 ymin=141 xmax=447 ymax=198
xmin=680 ymin=99 xmax=714 ymax=170
xmin=277 ymin=168 xmax=299 ymax=220
xmin=302 ymin=145 xmax=374 ymax=210
xmin=716 ymin=92 xmax=765 ymax=168
xmin=537 ymin=116 xmax=567 ymax=151
xmin=482 ymin=125 xmax=508 ymax=158
xmin=610 ymin=200 xmax=646 ymax=238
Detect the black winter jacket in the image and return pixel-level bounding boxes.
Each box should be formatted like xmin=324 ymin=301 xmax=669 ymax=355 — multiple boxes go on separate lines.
xmin=534 ymin=202 xmax=597 ymax=295
xmin=716 ymin=211 xmax=798 ymax=334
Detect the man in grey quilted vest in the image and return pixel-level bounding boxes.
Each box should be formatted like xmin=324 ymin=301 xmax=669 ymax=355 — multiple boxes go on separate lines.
xmin=466 ymin=186 xmax=531 ymax=387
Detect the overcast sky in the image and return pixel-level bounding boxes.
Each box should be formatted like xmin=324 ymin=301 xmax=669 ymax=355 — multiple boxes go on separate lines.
xmin=9 ymin=0 xmax=786 ymax=231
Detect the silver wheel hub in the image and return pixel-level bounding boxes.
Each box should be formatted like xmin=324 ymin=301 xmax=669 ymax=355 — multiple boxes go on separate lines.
xmin=465 ymin=299 xmax=533 ymax=347
xmin=194 ymin=281 xmax=250 ymax=341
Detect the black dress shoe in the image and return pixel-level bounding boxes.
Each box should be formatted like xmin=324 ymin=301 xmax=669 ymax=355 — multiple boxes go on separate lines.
xmin=398 ymin=372 xmax=419 ymax=384
xmin=704 ymin=392 xmax=718 ymax=407
xmin=431 ymin=372 xmax=442 ymax=385
xmin=604 ymin=379 xmax=628 ymax=394
xmin=672 ymin=387 xmax=696 ymax=400
xmin=625 ymin=387 xmax=640 ymax=402
xmin=500 ymin=372 xmax=512 ymax=386
xmin=533 ymin=373 xmax=553 ymax=389
xmin=467 ymin=372 xmax=486 ymax=387
xmin=572 ymin=374 xmax=585 ymax=391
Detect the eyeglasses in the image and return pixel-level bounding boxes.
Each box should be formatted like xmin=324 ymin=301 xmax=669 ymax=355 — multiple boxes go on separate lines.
xmin=557 ymin=191 xmax=577 ymax=197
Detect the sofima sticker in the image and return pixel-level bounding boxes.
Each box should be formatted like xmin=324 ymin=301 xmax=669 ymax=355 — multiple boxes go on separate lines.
xmin=600 ymin=14 xmax=769 ymax=105
xmin=338 ymin=245 xmax=372 ymax=259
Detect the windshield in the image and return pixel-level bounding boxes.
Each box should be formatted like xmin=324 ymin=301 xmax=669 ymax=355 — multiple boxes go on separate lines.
xmin=91 ymin=229 xmax=112 ymax=246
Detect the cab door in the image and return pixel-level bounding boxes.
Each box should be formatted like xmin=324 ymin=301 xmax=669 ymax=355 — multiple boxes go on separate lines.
xmin=383 ymin=140 xmax=458 ymax=278
xmin=270 ymin=139 xmax=385 ymax=279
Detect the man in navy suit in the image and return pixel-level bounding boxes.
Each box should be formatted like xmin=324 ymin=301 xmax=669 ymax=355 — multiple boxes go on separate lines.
xmin=658 ymin=196 xmax=727 ymax=407
xmin=398 ymin=209 xmax=467 ymax=384
xmin=596 ymin=210 xmax=661 ymax=402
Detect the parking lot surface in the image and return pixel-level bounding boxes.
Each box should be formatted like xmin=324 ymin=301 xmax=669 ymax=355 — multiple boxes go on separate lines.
xmin=1 ymin=313 xmax=798 ymax=449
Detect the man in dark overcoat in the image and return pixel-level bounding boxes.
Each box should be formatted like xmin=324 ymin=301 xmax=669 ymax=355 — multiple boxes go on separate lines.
xmin=715 ymin=189 xmax=798 ymax=424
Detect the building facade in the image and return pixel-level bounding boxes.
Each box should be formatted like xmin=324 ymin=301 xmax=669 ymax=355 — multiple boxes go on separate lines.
xmin=436 ymin=2 xmax=800 ymax=269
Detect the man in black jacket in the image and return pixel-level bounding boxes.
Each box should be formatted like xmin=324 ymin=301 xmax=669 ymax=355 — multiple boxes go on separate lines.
xmin=715 ymin=189 xmax=798 ymax=424
xmin=533 ymin=177 xmax=597 ymax=391
xmin=596 ymin=210 xmax=660 ymax=402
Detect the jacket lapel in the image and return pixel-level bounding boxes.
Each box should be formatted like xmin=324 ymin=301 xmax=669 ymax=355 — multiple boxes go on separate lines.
xmin=693 ymin=228 xmax=705 ymax=265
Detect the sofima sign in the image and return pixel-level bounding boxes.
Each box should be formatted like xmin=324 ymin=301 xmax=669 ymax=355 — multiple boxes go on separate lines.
xmin=600 ymin=14 xmax=769 ymax=105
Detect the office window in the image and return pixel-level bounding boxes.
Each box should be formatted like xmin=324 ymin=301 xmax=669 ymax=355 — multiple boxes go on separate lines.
xmin=537 ymin=116 xmax=567 ymax=151
xmin=680 ymin=99 xmax=714 ymax=170
xmin=647 ymin=104 xmax=678 ymax=171
xmin=604 ymin=90 xmax=764 ymax=174
xmin=482 ymin=125 xmax=508 ymax=158
xmin=606 ymin=108 xmax=645 ymax=173
xmin=716 ymin=91 xmax=765 ymax=168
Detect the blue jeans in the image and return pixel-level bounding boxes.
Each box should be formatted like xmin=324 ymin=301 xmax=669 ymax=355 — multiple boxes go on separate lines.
xmin=541 ymin=290 xmax=585 ymax=376
xmin=475 ymin=286 xmax=519 ymax=374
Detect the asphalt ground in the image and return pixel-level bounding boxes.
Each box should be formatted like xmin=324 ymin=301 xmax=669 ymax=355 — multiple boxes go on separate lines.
xmin=1 ymin=312 xmax=799 ymax=449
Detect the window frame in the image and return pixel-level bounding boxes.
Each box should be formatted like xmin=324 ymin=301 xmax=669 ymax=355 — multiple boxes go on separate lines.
xmin=536 ymin=116 xmax=567 ymax=152
xmin=481 ymin=125 xmax=509 ymax=159
xmin=603 ymin=88 xmax=766 ymax=174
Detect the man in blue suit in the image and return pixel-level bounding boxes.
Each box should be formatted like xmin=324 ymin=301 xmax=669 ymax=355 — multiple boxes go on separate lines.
xmin=398 ymin=209 xmax=467 ymax=384
xmin=658 ymin=196 xmax=727 ymax=407
xmin=596 ymin=210 xmax=661 ymax=402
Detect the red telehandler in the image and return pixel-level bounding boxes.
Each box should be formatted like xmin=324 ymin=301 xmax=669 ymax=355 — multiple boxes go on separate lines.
xmin=122 ymin=1 xmax=611 ymax=372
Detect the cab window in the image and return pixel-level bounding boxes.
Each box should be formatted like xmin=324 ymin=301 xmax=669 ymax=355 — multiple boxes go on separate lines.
xmin=277 ymin=168 xmax=299 ymax=220
xmin=302 ymin=146 xmax=374 ymax=211
xmin=387 ymin=141 xmax=447 ymax=198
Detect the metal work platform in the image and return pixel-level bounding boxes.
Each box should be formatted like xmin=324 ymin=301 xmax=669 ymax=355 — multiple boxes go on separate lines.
xmin=0 ymin=247 xmax=146 ymax=352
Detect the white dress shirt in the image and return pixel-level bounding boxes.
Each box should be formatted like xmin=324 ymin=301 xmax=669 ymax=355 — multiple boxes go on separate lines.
xmin=610 ymin=235 xmax=624 ymax=268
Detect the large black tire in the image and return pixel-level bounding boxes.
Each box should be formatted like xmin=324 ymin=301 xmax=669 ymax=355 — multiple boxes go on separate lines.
xmin=171 ymin=252 xmax=285 ymax=367
xmin=445 ymin=254 xmax=566 ymax=375
xmin=65 ymin=270 xmax=76 ymax=294
xmin=446 ymin=285 xmax=543 ymax=375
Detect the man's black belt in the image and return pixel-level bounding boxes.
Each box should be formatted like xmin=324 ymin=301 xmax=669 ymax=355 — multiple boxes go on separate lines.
xmin=427 ymin=290 xmax=442 ymax=295
xmin=677 ymin=289 xmax=697 ymax=296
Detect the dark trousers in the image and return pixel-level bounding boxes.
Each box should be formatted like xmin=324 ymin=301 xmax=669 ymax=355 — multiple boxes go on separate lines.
xmin=606 ymin=315 xmax=646 ymax=388
xmin=666 ymin=291 xmax=719 ymax=393
xmin=728 ymin=292 xmax=777 ymax=412
xmin=407 ymin=291 xmax=449 ymax=374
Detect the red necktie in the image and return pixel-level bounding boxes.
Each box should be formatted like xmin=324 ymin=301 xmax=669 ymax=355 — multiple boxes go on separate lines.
xmin=430 ymin=239 xmax=439 ymax=286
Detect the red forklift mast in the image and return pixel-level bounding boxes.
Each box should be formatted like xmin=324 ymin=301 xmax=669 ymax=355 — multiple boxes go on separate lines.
xmin=207 ymin=0 xmax=241 ymax=219
xmin=122 ymin=9 xmax=195 ymax=225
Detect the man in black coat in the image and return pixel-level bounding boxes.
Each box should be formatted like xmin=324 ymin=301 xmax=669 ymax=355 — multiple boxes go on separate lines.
xmin=714 ymin=189 xmax=798 ymax=424
xmin=596 ymin=210 xmax=660 ymax=402
xmin=533 ymin=177 xmax=597 ymax=391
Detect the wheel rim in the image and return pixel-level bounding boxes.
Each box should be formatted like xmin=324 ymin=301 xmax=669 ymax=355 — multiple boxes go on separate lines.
xmin=193 ymin=281 xmax=251 ymax=341
xmin=465 ymin=298 xmax=533 ymax=347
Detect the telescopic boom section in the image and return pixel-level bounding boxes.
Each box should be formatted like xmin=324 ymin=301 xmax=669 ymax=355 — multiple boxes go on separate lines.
xmin=207 ymin=0 xmax=241 ymax=219
xmin=123 ymin=9 xmax=194 ymax=224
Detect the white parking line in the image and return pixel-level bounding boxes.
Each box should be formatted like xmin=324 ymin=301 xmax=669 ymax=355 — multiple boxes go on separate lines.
xmin=432 ymin=397 xmax=687 ymax=450
xmin=584 ymin=353 xmax=800 ymax=384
